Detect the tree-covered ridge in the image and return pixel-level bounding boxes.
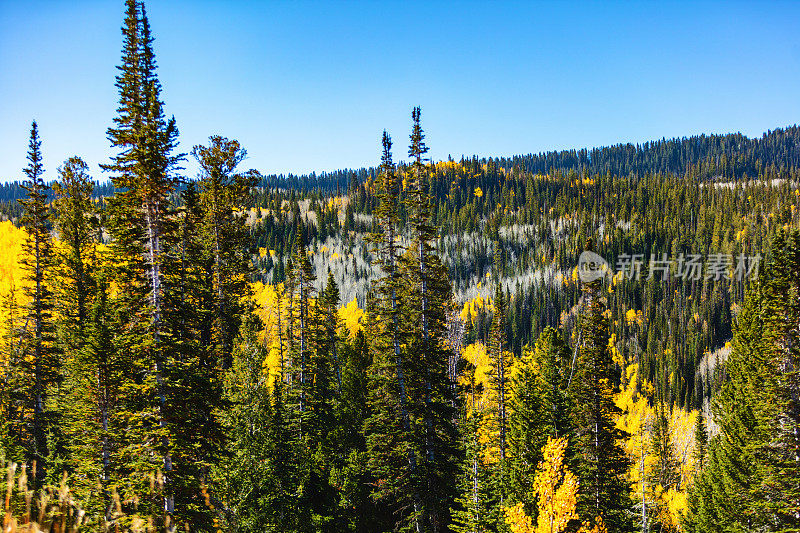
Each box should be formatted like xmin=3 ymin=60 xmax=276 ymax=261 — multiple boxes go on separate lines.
xmin=250 ymin=124 xmax=800 ymax=194
xmin=251 ymin=151 xmax=791 ymax=412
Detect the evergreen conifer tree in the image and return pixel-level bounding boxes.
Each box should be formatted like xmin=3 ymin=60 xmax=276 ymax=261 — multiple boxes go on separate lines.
xmin=191 ymin=136 xmax=257 ymax=369
xmin=687 ymin=230 xmax=800 ymax=530
xmin=402 ymin=107 xmax=459 ymax=532
xmin=224 ymin=313 xmax=299 ymax=532
xmin=102 ymin=0 xmax=183 ymax=518
xmin=15 ymin=121 xmax=60 ymax=488
xmin=570 ymin=265 xmax=632 ymax=532
xmin=508 ymin=326 xmax=572 ymax=514
xmin=52 ymin=156 xmax=97 ymax=350
xmin=364 ymin=131 xmax=422 ymax=532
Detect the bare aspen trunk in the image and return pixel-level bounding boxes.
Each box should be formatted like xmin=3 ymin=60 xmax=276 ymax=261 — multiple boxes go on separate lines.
xmin=145 ymin=201 xmax=173 ymax=514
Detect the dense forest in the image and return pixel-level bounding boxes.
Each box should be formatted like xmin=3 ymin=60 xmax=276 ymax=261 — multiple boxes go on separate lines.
xmin=1 ymin=1 xmax=799 ymax=532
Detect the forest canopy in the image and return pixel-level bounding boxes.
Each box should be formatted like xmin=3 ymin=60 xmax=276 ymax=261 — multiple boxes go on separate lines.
xmin=1 ymin=1 xmax=799 ymax=532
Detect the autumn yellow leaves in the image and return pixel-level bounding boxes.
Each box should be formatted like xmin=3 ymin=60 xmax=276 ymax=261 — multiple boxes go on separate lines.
xmin=503 ymin=436 xmax=609 ymax=533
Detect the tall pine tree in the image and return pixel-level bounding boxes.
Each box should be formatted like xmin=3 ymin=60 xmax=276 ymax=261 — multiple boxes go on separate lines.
xmin=14 ymin=121 xmax=60 ymax=488
xmin=570 ymin=251 xmax=632 ymax=532
xmin=102 ymin=0 xmax=183 ymax=520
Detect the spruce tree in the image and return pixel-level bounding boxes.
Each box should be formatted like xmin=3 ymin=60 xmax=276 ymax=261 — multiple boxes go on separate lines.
xmin=336 ymin=329 xmax=383 ymax=533
xmin=103 ymin=0 xmax=183 ymax=519
xmin=364 ymin=131 xmax=421 ymax=532
xmin=63 ymin=274 xmax=120 ymax=518
xmin=402 ymin=107 xmax=459 ymax=532
xmin=0 ymin=285 xmax=21 ymax=462
xmin=570 ymin=269 xmax=632 ymax=531
xmin=648 ymin=400 xmax=679 ymax=492
xmin=191 ymin=136 xmax=257 ymax=369
xmin=52 ymin=156 xmax=97 ymax=349
xmin=15 ymin=120 xmax=60 ymax=488
xmin=487 ymin=266 xmax=509 ymax=483
xmin=224 ymin=313 xmax=299 ymax=532
xmin=687 ymin=230 xmax=800 ymax=530
xmin=508 ymin=326 xmax=572 ymax=514
xmin=321 ymin=271 xmax=343 ymax=395
xmin=693 ymin=413 xmax=707 ymax=473
xmin=51 ymin=155 xmax=114 ymax=509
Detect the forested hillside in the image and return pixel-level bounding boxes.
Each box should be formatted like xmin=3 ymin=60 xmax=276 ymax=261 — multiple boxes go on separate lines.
xmin=1 ymin=1 xmax=799 ymax=532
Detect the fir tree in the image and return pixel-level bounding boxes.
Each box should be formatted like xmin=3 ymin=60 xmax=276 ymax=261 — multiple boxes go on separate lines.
xmin=103 ymin=0 xmax=183 ymax=519
xmin=62 ymin=274 xmax=120 ymax=518
xmin=52 ymin=156 xmax=97 ymax=350
xmin=509 ymin=327 xmax=572 ymax=514
xmin=364 ymin=131 xmax=422 ymax=532
xmin=489 ymin=278 xmax=509 ymax=469
xmin=191 ymin=136 xmax=257 ymax=369
xmin=15 ymin=120 xmax=60 ymax=488
xmin=693 ymin=413 xmax=707 ymax=473
xmin=0 ymin=285 xmax=21 ymax=462
xmin=321 ymin=271 xmax=343 ymax=395
xmin=687 ymin=230 xmax=800 ymax=530
xmin=224 ymin=314 xmax=299 ymax=532
xmin=570 ymin=268 xmax=632 ymax=532
xmin=335 ymin=330 xmax=384 ymax=533
xmin=648 ymin=400 xmax=679 ymax=492
xmin=402 ymin=107 xmax=459 ymax=532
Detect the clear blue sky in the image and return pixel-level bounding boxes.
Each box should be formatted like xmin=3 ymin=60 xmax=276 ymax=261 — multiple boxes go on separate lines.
xmin=1 ymin=1 xmax=800 ymax=182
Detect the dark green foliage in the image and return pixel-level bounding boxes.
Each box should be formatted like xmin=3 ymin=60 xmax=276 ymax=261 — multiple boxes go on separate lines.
xmin=62 ymin=275 xmax=119 ymax=518
xmin=508 ymin=327 xmax=573 ymax=513
xmin=223 ymin=315 xmax=299 ymax=532
xmin=488 ymin=279 xmax=508 ymax=469
xmin=649 ymin=401 xmax=679 ymax=492
xmin=693 ymin=412 xmax=708 ymax=472
xmin=570 ymin=277 xmax=633 ymax=531
xmin=687 ymin=230 xmax=800 ymax=532
xmin=13 ymin=121 xmax=61 ymax=487
xmin=451 ymin=408 xmax=497 ymax=533
xmin=52 ymin=156 xmax=97 ymax=348
xmin=364 ymin=114 xmax=460 ymax=532
xmin=191 ymin=136 xmax=258 ymax=369
xmin=401 ymin=107 xmax=460 ymax=532
xmin=364 ymin=130 xmax=423 ymax=532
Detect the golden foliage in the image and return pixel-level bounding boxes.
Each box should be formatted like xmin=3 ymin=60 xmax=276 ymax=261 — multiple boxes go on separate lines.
xmin=577 ymin=515 xmax=608 ymax=533
xmin=614 ymin=363 xmax=696 ymax=530
xmin=625 ymin=308 xmax=643 ymax=325
xmin=532 ymin=436 xmax=579 ymax=533
xmin=503 ymin=436 xmax=583 ymax=533
xmin=0 ymin=219 xmax=30 ymax=299
xmin=338 ymin=298 xmax=364 ymax=338
xmin=459 ymin=294 xmax=486 ymax=324
xmin=249 ymin=284 xmax=366 ymax=385
xmin=251 ymin=281 xmax=286 ymax=386
xmin=503 ymin=502 xmax=534 ymax=533
xmin=460 ymin=343 xmax=490 ymax=410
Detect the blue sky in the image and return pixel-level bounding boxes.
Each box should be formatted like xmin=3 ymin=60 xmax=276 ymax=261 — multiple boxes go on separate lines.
xmin=1 ymin=1 xmax=800 ymax=182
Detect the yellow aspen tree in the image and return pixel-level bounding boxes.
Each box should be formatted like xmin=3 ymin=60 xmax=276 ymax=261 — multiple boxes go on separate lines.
xmin=578 ymin=515 xmax=608 ymax=533
xmin=503 ymin=436 xmax=579 ymax=533
xmin=532 ymin=436 xmax=579 ymax=533
xmin=504 ymin=502 xmax=534 ymax=533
